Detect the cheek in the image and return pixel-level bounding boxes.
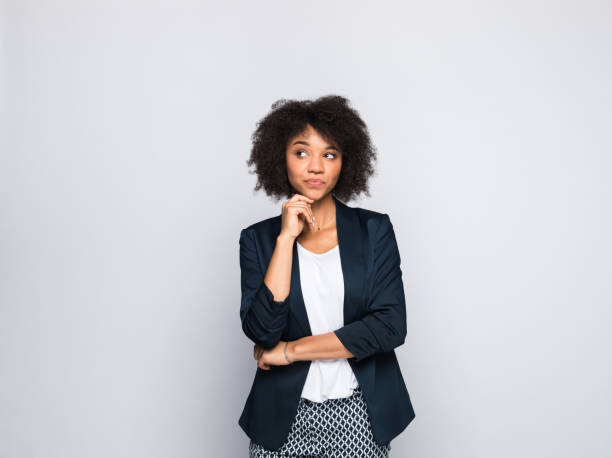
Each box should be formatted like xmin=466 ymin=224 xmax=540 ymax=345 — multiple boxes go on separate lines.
xmin=287 ymin=155 xmax=308 ymax=172
xmin=286 ymin=156 xmax=303 ymax=180
xmin=285 ymin=159 xmax=297 ymax=177
xmin=331 ymin=162 xmax=342 ymax=180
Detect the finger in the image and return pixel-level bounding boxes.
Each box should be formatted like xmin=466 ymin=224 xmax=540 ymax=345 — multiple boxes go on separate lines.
xmin=283 ymin=202 xmax=308 ymax=218
xmin=295 ymin=206 xmax=315 ymax=229
xmin=285 ymin=201 xmax=310 ymax=210
xmin=289 ymin=194 xmax=314 ymax=204
xmin=286 ymin=204 xmax=316 ymax=229
xmin=283 ymin=194 xmax=314 ymax=212
xmin=303 ymin=207 xmax=316 ymax=229
xmin=288 ymin=202 xmax=315 ymax=227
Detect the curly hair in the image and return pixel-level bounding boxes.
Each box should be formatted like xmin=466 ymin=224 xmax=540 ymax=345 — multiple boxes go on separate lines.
xmin=246 ymin=95 xmax=378 ymax=203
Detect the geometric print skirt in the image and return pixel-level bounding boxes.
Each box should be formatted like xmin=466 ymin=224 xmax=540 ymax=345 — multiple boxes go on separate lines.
xmin=249 ymin=386 xmax=392 ymax=458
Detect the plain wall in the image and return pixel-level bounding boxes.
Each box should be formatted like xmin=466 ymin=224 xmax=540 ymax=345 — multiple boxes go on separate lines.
xmin=1 ymin=1 xmax=611 ymax=457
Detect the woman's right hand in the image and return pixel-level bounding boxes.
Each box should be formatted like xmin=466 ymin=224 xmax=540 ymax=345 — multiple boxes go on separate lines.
xmin=280 ymin=194 xmax=316 ymax=239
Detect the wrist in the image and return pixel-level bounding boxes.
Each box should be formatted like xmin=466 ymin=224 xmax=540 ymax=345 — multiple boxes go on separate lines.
xmin=287 ymin=340 xmax=299 ymax=363
xmin=277 ymin=233 xmax=296 ymax=245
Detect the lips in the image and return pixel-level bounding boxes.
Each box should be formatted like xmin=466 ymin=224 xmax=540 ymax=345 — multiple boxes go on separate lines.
xmin=305 ymin=179 xmax=324 ymax=185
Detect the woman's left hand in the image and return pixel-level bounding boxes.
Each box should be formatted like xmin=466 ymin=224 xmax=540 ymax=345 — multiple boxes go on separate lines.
xmin=253 ymin=341 xmax=292 ymax=370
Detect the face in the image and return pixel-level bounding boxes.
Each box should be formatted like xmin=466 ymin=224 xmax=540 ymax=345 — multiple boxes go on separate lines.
xmin=285 ymin=124 xmax=343 ymax=200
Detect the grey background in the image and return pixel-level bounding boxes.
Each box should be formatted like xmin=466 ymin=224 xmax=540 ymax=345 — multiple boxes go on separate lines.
xmin=1 ymin=1 xmax=611 ymax=457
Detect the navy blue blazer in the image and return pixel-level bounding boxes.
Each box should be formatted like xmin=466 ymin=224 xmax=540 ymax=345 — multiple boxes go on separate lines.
xmin=238 ymin=195 xmax=415 ymax=450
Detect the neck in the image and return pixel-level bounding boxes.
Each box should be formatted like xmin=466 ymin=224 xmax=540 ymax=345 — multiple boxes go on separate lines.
xmin=307 ymin=193 xmax=336 ymax=233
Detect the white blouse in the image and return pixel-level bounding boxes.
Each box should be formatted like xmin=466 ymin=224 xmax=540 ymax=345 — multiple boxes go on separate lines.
xmin=296 ymin=240 xmax=359 ymax=402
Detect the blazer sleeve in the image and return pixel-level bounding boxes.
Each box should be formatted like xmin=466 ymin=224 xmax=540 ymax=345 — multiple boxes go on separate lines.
xmin=239 ymin=228 xmax=290 ymax=349
xmin=333 ymin=213 xmax=407 ymax=362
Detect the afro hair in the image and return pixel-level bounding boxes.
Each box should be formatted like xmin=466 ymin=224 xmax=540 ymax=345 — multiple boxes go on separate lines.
xmin=246 ymin=95 xmax=378 ymax=203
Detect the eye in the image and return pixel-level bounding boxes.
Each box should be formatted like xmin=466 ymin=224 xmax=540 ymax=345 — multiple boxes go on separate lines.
xmin=324 ymin=152 xmax=337 ymax=159
xmin=295 ymin=150 xmax=307 ymax=157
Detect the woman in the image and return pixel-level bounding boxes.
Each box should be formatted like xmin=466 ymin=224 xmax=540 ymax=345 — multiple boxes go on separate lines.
xmin=239 ymin=95 xmax=415 ymax=458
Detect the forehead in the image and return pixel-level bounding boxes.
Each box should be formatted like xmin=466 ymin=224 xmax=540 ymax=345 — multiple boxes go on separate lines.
xmin=288 ymin=125 xmax=338 ymax=148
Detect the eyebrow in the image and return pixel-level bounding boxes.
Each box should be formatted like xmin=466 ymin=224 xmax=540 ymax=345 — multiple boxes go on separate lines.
xmin=291 ymin=141 xmax=340 ymax=151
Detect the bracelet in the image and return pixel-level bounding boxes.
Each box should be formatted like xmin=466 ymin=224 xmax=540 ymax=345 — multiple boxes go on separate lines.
xmin=283 ymin=341 xmax=292 ymax=364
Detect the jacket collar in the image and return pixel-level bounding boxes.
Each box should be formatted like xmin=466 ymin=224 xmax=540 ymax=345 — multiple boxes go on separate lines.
xmin=288 ymin=194 xmax=366 ymax=336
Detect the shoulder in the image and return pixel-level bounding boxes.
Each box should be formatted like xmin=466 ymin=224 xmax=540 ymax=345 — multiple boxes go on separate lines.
xmin=240 ymin=213 xmax=282 ymax=239
xmin=347 ymin=204 xmax=399 ymax=259
xmin=351 ymin=204 xmax=386 ymax=222
xmin=349 ymin=203 xmax=392 ymax=234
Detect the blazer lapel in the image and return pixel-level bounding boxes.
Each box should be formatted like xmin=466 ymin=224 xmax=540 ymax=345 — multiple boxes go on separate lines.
xmin=289 ymin=195 xmax=367 ymax=336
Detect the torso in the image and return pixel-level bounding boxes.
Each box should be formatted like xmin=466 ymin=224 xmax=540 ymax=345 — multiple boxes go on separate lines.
xmin=296 ymin=224 xmax=338 ymax=255
xmin=296 ymin=228 xmax=359 ymax=402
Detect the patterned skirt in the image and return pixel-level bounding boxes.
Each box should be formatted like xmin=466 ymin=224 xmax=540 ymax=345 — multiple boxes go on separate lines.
xmin=249 ymin=386 xmax=391 ymax=458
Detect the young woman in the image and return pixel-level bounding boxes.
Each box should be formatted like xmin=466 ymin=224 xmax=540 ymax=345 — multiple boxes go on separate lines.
xmin=238 ymin=95 xmax=415 ymax=458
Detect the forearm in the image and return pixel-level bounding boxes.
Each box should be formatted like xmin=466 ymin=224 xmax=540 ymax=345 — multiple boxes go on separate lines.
xmin=239 ymin=229 xmax=294 ymax=349
xmin=288 ymin=331 xmax=354 ymax=362
xmin=264 ymin=233 xmax=295 ymax=301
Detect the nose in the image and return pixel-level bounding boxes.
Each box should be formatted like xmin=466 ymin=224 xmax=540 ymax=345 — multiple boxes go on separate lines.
xmin=308 ymin=155 xmax=324 ymax=173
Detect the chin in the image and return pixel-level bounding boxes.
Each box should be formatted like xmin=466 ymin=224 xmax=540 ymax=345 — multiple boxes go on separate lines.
xmin=294 ymin=186 xmax=328 ymax=200
xmin=308 ymin=190 xmax=327 ymax=199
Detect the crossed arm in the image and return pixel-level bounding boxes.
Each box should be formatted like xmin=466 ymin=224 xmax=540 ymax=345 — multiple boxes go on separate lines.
xmin=252 ymin=331 xmax=354 ymax=370
xmin=239 ymin=213 xmax=406 ymax=368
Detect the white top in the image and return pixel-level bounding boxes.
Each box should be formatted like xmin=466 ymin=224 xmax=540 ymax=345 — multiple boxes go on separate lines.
xmin=296 ymin=240 xmax=359 ymax=402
